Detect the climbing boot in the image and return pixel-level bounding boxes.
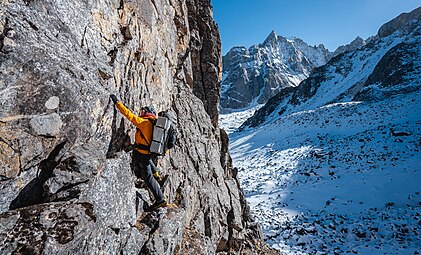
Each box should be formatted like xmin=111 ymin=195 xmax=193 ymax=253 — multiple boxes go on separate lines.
xmin=150 ymin=200 xmax=167 ymax=210
xmin=153 ymin=171 xmax=162 ymax=182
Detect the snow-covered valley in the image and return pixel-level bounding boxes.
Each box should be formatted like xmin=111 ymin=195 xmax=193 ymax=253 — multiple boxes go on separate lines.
xmin=221 ymin=90 xmax=421 ymax=254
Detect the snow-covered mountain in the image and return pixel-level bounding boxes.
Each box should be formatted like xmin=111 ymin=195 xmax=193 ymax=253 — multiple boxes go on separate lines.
xmin=220 ymin=31 xmax=330 ymax=111
xmin=241 ymin=10 xmax=421 ymax=130
xmin=221 ymin=7 xmax=421 ymax=254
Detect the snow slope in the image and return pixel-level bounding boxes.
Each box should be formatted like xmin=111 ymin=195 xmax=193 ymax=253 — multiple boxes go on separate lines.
xmin=224 ymin=90 xmax=421 ymax=254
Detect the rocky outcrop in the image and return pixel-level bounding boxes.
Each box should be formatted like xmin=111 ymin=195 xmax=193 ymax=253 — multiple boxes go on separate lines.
xmin=0 ymin=0 xmax=271 ymax=254
xmin=186 ymin=0 xmax=222 ymax=128
xmin=354 ymin=39 xmax=421 ymax=101
xmin=378 ymin=7 xmax=421 ymax=37
xmin=220 ymin=31 xmax=330 ymax=110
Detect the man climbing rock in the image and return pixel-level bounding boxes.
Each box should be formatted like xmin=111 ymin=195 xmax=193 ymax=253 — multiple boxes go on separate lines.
xmin=110 ymin=94 xmax=167 ymax=210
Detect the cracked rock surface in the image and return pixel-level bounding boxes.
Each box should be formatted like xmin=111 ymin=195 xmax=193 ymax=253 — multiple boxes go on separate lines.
xmin=0 ymin=0 xmax=275 ymax=254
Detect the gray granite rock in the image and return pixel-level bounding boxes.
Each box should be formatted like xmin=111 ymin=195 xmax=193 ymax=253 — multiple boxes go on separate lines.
xmin=30 ymin=113 xmax=63 ymax=137
xmin=187 ymin=0 xmax=222 ymax=127
xmin=0 ymin=0 xmax=273 ymax=254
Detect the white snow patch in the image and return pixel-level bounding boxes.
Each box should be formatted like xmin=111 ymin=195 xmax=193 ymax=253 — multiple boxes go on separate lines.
xmin=219 ymin=104 xmax=263 ymax=134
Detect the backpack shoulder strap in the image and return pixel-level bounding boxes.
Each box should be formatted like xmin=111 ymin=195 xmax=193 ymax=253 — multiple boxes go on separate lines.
xmin=136 ymin=128 xmax=150 ymax=147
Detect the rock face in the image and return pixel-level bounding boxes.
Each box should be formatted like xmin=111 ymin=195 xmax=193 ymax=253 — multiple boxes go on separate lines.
xmin=220 ymin=31 xmax=330 ymax=110
xmin=241 ymin=9 xmax=421 ymax=130
xmin=378 ymin=6 xmax=421 ymax=37
xmin=187 ymin=0 xmax=222 ymax=127
xmin=0 ymin=1 xmax=271 ymax=254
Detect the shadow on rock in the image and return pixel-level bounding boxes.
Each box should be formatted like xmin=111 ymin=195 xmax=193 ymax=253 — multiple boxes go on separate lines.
xmin=106 ymin=106 xmax=131 ymax=158
xmin=9 ymin=140 xmax=67 ymax=210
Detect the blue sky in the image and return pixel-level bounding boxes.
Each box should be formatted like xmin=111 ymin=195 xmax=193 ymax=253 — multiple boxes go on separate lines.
xmin=212 ymin=0 xmax=421 ymax=54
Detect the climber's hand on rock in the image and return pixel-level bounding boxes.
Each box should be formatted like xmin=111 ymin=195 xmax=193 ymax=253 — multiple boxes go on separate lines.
xmin=110 ymin=94 xmax=118 ymax=104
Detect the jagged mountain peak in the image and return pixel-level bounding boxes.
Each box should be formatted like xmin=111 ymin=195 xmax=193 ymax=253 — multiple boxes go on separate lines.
xmin=261 ymin=31 xmax=320 ymax=52
xmin=263 ymin=30 xmax=279 ymax=44
xmin=353 ymin=35 xmax=364 ymax=42
xmin=348 ymin=36 xmax=365 ymax=47
xmin=221 ymin=31 xmax=331 ymax=110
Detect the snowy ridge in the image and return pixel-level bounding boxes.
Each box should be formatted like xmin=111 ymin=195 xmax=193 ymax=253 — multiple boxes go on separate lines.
xmin=288 ymin=36 xmax=402 ymax=114
xmin=241 ymin=18 xmax=421 ymax=130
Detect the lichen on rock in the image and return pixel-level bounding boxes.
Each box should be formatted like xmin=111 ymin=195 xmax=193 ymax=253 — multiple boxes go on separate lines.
xmin=29 ymin=113 xmax=63 ymax=137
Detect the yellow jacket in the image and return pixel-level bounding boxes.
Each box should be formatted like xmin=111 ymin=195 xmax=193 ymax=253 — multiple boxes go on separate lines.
xmin=116 ymin=102 xmax=156 ymax=154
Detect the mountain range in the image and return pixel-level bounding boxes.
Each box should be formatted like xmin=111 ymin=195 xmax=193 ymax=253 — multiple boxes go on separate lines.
xmin=220 ymin=31 xmax=330 ymax=110
xmin=240 ymin=7 xmax=421 ymax=130
xmin=220 ymin=29 xmax=374 ymax=112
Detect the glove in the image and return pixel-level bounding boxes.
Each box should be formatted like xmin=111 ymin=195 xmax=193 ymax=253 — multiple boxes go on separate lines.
xmin=110 ymin=94 xmax=118 ymax=104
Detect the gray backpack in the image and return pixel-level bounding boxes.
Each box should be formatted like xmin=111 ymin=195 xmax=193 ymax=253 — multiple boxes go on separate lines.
xmin=149 ymin=111 xmax=177 ymax=155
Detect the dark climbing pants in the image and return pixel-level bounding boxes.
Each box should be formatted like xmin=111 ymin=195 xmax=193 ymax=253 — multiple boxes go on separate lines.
xmin=150 ymin=158 xmax=158 ymax=175
xmin=132 ymin=150 xmax=164 ymax=203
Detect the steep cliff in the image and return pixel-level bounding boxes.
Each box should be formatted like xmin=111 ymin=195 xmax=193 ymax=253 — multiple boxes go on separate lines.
xmin=186 ymin=0 xmax=222 ymax=127
xmin=0 ymin=1 xmax=270 ymax=254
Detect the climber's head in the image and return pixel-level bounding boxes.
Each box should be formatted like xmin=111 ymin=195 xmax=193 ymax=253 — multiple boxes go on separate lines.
xmin=140 ymin=105 xmax=156 ymax=117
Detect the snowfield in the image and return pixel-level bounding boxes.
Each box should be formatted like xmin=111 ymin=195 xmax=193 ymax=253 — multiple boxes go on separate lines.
xmin=219 ymin=104 xmax=263 ymax=134
xmin=220 ymin=90 xmax=421 ymax=254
